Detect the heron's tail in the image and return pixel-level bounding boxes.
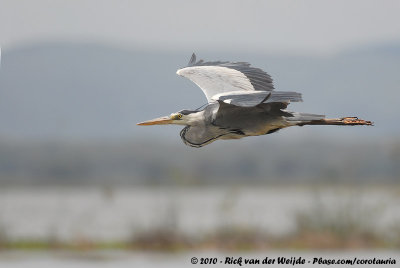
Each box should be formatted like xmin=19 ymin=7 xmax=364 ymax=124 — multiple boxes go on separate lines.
xmin=287 ymin=113 xmax=373 ymax=126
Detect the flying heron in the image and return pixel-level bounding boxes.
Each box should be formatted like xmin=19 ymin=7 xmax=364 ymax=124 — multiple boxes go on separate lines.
xmin=138 ymin=54 xmax=372 ymax=148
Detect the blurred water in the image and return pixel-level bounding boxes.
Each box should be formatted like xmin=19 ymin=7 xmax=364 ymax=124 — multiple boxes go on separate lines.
xmin=0 ymin=186 xmax=399 ymax=242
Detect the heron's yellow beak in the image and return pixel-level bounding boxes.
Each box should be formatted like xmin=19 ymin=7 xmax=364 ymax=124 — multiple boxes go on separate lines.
xmin=137 ymin=116 xmax=173 ymax=126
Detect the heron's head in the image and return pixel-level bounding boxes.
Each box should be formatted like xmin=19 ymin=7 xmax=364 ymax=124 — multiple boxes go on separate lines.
xmin=137 ymin=110 xmax=202 ymax=126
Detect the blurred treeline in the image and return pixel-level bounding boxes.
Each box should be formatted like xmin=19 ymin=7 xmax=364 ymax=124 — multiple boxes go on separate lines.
xmin=1 ymin=138 xmax=398 ymax=186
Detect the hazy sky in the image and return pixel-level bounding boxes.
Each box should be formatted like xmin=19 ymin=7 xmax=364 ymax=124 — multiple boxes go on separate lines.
xmin=1 ymin=0 xmax=400 ymax=55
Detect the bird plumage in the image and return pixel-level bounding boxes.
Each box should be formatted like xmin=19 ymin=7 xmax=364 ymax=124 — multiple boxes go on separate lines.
xmin=138 ymin=53 xmax=372 ymax=148
xmin=176 ymin=53 xmax=274 ymax=102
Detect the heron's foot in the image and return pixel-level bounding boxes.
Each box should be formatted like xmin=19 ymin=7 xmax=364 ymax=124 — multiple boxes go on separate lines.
xmin=340 ymin=117 xmax=374 ymax=126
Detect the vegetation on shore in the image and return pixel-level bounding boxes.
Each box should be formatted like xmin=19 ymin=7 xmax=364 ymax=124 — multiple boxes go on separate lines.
xmin=1 ymin=195 xmax=399 ymax=252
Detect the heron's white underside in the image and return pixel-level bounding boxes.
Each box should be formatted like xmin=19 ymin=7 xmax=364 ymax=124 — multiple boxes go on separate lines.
xmin=177 ymin=65 xmax=256 ymax=102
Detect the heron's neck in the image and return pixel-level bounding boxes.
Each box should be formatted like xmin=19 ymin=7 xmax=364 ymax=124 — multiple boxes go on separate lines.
xmin=184 ymin=111 xmax=205 ymax=126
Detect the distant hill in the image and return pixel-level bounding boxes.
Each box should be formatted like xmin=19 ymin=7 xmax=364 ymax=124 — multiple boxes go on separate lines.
xmin=0 ymin=42 xmax=399 ymax=140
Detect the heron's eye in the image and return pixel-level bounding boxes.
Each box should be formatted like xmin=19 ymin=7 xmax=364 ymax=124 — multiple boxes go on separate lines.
xmin=177 ymin=114 xmax=183 ymax=119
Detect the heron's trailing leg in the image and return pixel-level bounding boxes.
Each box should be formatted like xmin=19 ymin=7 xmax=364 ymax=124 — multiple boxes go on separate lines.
xmin=297 ymin=117 xmax=373 ymax=126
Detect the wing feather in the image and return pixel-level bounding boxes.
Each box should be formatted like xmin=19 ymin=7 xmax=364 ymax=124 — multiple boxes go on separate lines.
xmin=177 ymin=53 xmax=274 ymax=102
xmin=214 ymin=91 xmax=302 ymax=107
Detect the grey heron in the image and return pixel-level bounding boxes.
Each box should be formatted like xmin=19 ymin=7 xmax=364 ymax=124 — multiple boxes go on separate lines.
xmin=138 ymin=54 xmax=372 ymax=148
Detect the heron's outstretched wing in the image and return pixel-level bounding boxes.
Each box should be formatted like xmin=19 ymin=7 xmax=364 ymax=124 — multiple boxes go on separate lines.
xmin=214 ymin=91 xmax=302 ymax=107
xmin=177 ymin=53 xmax=274 ymax=102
